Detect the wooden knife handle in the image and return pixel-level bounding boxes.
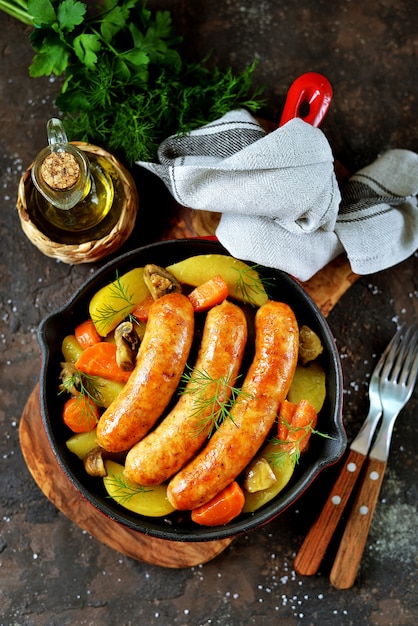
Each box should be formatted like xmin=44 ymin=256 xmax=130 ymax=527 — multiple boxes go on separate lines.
xmin=329 ymin=457 xmax=387 ymax=589
xmin=294 ymin=449 xmax=366 ymax=576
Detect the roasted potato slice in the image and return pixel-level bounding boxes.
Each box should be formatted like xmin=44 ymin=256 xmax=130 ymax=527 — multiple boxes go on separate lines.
xmin=287 ymin=360 xmax=326 ymax=413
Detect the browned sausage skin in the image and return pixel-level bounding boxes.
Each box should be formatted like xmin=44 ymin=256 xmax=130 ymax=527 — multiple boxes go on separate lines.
xmin=124 ymin=300 xmax=248 ymax=485
xmin=96 ymin=293 xmax=194 ymax=453
xmin=167 ymin=300 xmax=299 ymax=511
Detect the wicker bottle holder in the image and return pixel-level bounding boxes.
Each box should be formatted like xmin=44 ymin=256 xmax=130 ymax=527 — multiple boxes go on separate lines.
xmin=16 ymin=143 xmax=139 ymax=264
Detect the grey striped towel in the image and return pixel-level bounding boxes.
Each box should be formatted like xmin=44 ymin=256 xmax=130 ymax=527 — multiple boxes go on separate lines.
xmin=136 ymin=109 xmax=418 ymax=281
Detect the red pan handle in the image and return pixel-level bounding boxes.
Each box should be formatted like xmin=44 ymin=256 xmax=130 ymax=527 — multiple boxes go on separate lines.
xmin=279 ymin=72 xmax=332 ymax=128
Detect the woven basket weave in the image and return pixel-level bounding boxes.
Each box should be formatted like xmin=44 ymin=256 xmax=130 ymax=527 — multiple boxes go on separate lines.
xmin=16 ymin=143 xmax=139 ymax=264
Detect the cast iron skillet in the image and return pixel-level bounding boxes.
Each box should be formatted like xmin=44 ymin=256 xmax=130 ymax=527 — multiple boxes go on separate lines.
xmin=38 ymin=238 xmax=346 ymax=542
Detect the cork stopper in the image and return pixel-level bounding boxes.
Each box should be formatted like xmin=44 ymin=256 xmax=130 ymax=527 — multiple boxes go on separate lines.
xmin=40 ymin=152 xmax=80 ymax=190
xmin=31 ymin=119 xmax=90 ymax=210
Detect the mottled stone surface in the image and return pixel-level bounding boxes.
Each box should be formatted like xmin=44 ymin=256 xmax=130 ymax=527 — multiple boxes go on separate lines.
xmin=1 ymin=2 xmax=417 ymax=625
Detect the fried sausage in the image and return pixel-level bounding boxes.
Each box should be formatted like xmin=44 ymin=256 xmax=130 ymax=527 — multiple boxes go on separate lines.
xmin=124 ymin=300 xmax=248 ymax=485
xmin=167 ymin=300 xmax=299 ymax=511
xmin=96 ymin=293 xmax=194 ymax=453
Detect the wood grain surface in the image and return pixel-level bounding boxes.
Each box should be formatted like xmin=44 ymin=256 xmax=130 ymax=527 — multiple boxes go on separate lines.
xmin=19 ymin=385 xmax=234 ymax=568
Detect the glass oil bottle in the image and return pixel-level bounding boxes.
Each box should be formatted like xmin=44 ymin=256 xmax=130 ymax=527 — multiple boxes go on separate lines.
xmin=29 ymin=118 xmax=120 ymax=244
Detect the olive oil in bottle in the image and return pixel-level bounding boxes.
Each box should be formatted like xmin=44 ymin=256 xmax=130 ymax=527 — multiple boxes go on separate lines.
xmin=29 ymin=118 xmax=119 ymax=244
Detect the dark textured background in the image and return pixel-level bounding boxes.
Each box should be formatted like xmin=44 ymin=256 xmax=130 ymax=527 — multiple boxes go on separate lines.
xmin=1 ymin=2 xmax=417 ymax=625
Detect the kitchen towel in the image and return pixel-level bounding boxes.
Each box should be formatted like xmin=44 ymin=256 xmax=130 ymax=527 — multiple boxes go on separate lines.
xmin=136 ymin=109 xmax=418 ymax=281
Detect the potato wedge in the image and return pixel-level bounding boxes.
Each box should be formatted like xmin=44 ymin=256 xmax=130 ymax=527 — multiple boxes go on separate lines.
xmin=94 ymin=377 xmax=125 ymax=408
xmin=167 ymin=254 xmax=268 ymax=307
xmin=61 ymin=335 xmax=83 ymax=364
xmin=89 ymin=268 xmax=149 ymax=336
xmin=104 ymin=460 xmax=176 ymax=517
xmin=66 ymin=429 xmax=98 ymax=460
xmin=242 ymin=442 xmax=294 ymax=513
xmin=287 ymin=360 xmax=326 ymax=413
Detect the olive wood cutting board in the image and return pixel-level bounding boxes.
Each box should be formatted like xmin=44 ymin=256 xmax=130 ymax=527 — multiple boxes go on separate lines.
xmin=19 ymin=205 xmax=358 ymax=568
xmin=19 ymin=384 xmax=234 ymax=568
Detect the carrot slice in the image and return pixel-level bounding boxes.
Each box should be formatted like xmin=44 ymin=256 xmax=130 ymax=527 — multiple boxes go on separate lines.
xmin=63 ymin=396 xmax=100 ymax=433
xmin=131 ymin=293 xmax=155 ymax=322
xmin=191 ymin=481 xmax=245 ymax=526
xmin=75 ymin=342 xmax=131 ymax=383
xmin=187 ymin=274 xmax=229 ymax=312
xmin=278 ymin=398 xmax=317 ymax=454
xmin=277 ymin=399 xmax=297 ymax=442
xmin=75 ymin=319 xmax=102 ymax=349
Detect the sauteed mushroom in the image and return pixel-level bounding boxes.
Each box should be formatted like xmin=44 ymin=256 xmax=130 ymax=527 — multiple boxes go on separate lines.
xmin=143 ymin=264 xmax=182 ymax=300
xmin=298 ymin=325 xmax=323 ymax=365
xmin=84 ymin=446 xmax=107 ymax=477
xmin=114 ymin=321 xmax=140 ymax=372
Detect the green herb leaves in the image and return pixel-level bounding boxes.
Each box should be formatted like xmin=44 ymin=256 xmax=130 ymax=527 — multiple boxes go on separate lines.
xmin=27 ymin=0 xmax=87 ymax=76
xmin=2 ymin=0 xmax=264 ymax=163
xmin=73 ymin=34 xmax=101 ymax=69
xmin=90 ymin=271 xmax=136 ymax=336
xmin=59 ymin=361 xmax=105 ymax=407
xmin=180 ymin=367 xmax=252 ymax=439
xmin=27 ymin=0 xmax=59 ymax=26
xmin=105 ymin=472 xmax=152 ymax=504
xmin=26 ymin=0 xmax=179 ymax=82
xmin=56 ymin=0 xmax=85 ymax=31
xmin=233 ymin=264 xmax=273 ymax=307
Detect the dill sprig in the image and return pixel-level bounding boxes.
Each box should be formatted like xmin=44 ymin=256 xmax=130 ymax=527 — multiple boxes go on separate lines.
xmin=70 ymin=393 xmax=100 ymax=430
xmin=105 ymin=472 xmax=152 ymax=504
xmin=233 ymin=265 xmax=274 ymax=306
xmin=1 ymin=0 xmax=265 ymax=164
xmin=59 ymin=363 xmax=105 ymax=406
xmin=180 ymin=367 xmax=252 ymax=438
xmin=267 ymin=423 xmax=334 ymax=469
xmin=92 ymin=271 xmax=135 ymax=335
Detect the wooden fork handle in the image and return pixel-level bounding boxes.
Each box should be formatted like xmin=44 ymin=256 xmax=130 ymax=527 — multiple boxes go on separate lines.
xmin=294 ymin=449 xmax=367 ymax=576
xmin=330 ymin=457 xmax=387 ymax=589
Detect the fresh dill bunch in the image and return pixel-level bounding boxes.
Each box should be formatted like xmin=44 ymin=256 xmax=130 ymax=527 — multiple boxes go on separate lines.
xmin=48 ymin=1 xmax=264 ymax=164
xmin=4 ymin=0 xmax=265 ymax=165
xmin=61 ymin=58 xmax=264 ymax=164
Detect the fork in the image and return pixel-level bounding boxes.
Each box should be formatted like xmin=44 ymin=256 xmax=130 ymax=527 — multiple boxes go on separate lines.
xmin=293 ymin=324 xmax=418 ymax=585
xmin=329 ymin=324 xmax=418 ymax=588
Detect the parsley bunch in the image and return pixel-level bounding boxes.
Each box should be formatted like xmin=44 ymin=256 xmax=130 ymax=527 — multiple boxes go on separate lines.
xmin=2 ymin=0 xmax=264 ymax=164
